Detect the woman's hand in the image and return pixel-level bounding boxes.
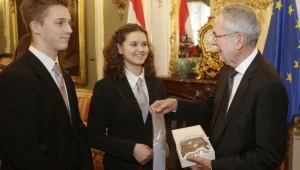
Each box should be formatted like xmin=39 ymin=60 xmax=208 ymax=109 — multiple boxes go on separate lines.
xmin=133 ymin=143 xmax=153 ymax=165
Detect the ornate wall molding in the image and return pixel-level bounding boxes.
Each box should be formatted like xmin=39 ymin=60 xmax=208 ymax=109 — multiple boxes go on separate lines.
xmin=9 ymin=0 xmax=16 ymax=13
xmin=112 ymin=0 xmax=127 ymax=19
xmin=212 ymin=0 xmax=274 ymax=23
xmin=249 ymin=0 xmax=273 ymax=23
xmin=168 ymin=3 xmax=178 ymax=75
xmin=7 ymin=0 xmax=18 ymax=51
xmin=156 ymin=0 xmax=163 ymax=8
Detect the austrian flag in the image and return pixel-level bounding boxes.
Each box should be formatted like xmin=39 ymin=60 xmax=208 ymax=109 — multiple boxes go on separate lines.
xmin=179 ymin=0 xmax=196 ymax=58
xmin=127 ymin=0 xmax=146 ymax=29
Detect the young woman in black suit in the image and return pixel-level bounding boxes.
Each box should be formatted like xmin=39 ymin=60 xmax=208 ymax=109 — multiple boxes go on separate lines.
xmin=87 ymin=23 xmax=167 ymax=170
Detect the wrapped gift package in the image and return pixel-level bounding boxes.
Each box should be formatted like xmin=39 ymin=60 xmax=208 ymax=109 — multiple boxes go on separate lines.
xmin=172 ymin=125 xmax=215 ymax=168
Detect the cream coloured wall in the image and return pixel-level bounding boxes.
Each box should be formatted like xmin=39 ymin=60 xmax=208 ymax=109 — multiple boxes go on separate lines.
xmin=95 ymin=0 xmax=104 ymax=80
xmin=292 ymin=136 xmax=300 ymax=170
xmin=151 ymin=0 xmax=173 ymax=76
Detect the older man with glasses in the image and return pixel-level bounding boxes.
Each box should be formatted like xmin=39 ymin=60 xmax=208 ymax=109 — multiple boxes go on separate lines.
xmin=150 ymin=2 xmax=288 ymax=170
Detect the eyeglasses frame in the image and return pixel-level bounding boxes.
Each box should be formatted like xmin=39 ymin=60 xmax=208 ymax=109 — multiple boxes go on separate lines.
xmin=212 ymin=32 xmax=240 ymax=41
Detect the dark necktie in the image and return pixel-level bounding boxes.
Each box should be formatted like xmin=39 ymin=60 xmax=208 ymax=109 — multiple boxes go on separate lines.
xmin=210 ymin=70 xmax=238 ymax=143
xmin=223 ymin=70 xmax=238 ymax=115
xmin=52 ymin=63 xmax=72 ymax=122
xmin=135 ymin=78 xmax=149 ymax=123
xmin=216 ymin=70 xmax=238 ymax=120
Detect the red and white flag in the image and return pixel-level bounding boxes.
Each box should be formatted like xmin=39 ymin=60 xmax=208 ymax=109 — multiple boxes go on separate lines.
xmin=179 ymin=0 xmax=196 ymax=57
xmin=127 ymin=0 xmax=146 ymax=29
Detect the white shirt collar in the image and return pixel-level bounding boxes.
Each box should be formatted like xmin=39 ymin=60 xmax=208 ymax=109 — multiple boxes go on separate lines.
xmin=29 ymin=45 xmax=59 ymax=73
xmin=125 ymin=67 xmax=145 ymax=89
xmin=235 ymin=48 xmax=258 ymax=75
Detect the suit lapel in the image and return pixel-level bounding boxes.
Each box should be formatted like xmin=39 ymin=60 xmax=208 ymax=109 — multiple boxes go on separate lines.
xmin=28 ymin=52 xmax=72 ymax=126
xmin=222 ymin=78 xmax=249 ymax=127
xmin=146 ymin=77 xmax=154 ymax=104
xmin=115 ymin=78 xmax=145 ymax=126
xmin=213 ymin=52 xmax=263 ymax=142
xmin=62 ymin=70 xmax=76 ymax=126
xmin=211 ymin=66 xmax=233 ymax=131
xmin=145 ymin=77 xmax=154 ymax=124
xmin=115 ymin=77 xmax=154 ymax=127
xmin=224 ymin=52 xmax=262 ymax=123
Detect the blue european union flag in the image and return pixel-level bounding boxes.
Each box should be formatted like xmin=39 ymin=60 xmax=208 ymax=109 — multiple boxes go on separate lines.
xmin=264 ymin=0 xmax=300 ymax=124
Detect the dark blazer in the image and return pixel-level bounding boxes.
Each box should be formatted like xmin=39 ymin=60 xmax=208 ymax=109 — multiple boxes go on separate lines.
xmin=87 ymin=76 xmax=166 ymax=170
xmin=0 ymin=51 xmax=93 ymax=170
xmin=171 ymin=52 xmax=288 ymax=170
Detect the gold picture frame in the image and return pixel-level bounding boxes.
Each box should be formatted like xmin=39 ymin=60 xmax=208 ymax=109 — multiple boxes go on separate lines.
xmin=8 ymin=0 xmax=87 ymax=84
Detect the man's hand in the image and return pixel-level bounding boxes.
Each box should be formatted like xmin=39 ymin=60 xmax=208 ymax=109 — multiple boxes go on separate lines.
xmin=187 ymin=155 xmax=211 ymax=170
xmin=133 ymin=144 xmax=153 ymax=165
xmin=149 ymin=98 xmax=178 ymax=114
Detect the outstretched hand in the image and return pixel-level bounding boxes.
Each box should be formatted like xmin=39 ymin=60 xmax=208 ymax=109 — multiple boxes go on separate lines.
xmin=149 ymin=98 xmax=178 ymax=114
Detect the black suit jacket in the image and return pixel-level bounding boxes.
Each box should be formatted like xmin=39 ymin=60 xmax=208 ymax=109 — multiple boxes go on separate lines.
xmin=0 ymin=51 xmax=93 ymax=170
xmin=87 ymin=76 xmax=166 ymax=170
xmin=171 ymin=52 xmax=288 ymax=170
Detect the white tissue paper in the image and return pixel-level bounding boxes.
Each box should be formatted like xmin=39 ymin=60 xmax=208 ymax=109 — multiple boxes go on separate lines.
xmin=152 ymin=109 xmax=166 ymax=170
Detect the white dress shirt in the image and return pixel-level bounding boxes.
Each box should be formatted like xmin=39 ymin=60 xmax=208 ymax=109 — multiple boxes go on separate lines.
xmin=125 ymin=67 xmax=149 ymax=102
xmin=227 ymin=48 xmax=258 ymax=111
xmin=29 ymin=45 xmax=70 ymax=110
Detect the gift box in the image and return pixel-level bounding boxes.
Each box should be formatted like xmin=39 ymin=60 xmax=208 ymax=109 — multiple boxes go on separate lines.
xmin=172 ymin=125 xmax=215 ymax=168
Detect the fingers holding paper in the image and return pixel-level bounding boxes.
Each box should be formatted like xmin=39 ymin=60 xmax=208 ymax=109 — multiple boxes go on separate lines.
xmin=187 ymin=155 xmax=211 ymax=170
xmin=150 ymin=98 xmax=178 ymax=114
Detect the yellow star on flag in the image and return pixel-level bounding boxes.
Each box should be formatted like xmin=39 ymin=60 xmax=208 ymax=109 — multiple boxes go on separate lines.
xmin=296 ymin=21 xmax=300 ymax=29
xmin=295 ymin=61 xmax=299 ymax=68
xmin=298 ymin=41 xmax=300 ymax=48
xmin=276 ymin=0 xmax=283 ymax=10
xmin=286 ymin=73 xmax=292 ymax=83
xmin=288 ymin=4 xmax=294 ymax=15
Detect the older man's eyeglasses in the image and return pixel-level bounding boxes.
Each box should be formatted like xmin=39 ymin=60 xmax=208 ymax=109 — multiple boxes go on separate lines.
xmin=213 ymin=32 xmax=239 ymax=41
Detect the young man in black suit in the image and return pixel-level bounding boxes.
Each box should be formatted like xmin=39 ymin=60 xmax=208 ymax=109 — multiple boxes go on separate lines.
xmin=0 ymin=0 xmax=93 ymax=170
xmin=150 ymin=3 xmax=288 ymax=170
